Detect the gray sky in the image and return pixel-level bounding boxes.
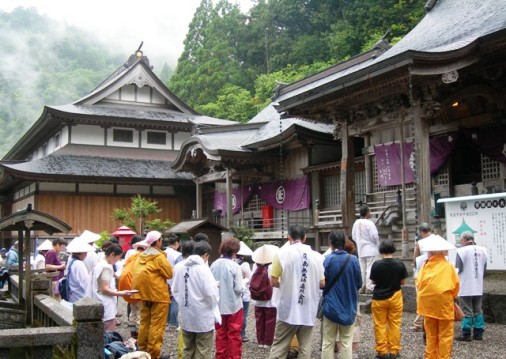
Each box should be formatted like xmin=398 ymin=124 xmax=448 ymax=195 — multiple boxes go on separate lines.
xmin=0 ymin=0 xmax=253 ymax=70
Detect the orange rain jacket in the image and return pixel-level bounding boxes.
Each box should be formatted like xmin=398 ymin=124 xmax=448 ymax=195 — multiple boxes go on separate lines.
xmin=130 ymin=247 xmax=173 ymax=303
xmin=416 ymin=254 xmax=460 ymax=320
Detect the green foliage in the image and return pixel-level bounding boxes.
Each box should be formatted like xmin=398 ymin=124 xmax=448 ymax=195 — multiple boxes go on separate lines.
xmin=95 ymin=231 xmax=111 ymax=249
xmin=198 ymin=85 xmax=257 ymax=122
xmin=171 ymin=0 xmax=424 ymax=121
xmin=113 ymin=194 xmax=163 ymax=234
xmin=145 ymin=218 xmax=176 ymax=233
xmin=0 ymin=1 xmax=426 ymax=154
xmin=230 ymin=225 xmax=255 ymax=242
xmin=0 ymin=7 xmax=123 ymax=156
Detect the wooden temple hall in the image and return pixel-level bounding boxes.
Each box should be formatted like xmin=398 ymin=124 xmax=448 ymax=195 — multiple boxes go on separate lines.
xmin=0 ymin=0 xmax=505 ymax=255
xmin=174 ymin=0 xmax=505 ymax=252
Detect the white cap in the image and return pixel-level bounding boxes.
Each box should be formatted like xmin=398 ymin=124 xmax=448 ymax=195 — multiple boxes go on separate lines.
xmin=133 ymin=239 xmax=149 ymax=249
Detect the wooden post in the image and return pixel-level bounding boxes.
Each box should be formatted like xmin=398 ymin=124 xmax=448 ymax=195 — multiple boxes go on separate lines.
xmin=226 ymin=169 xmax=233 ymax=228
xmin=340 ymin=122 xmax=356 ymax=235
xmin=413 ymin=103 xmax=431 ymax=224
xmin=195 ymin=181 xmax=202 ymax=218
xmin=24 ymin=228 xmax=32 ymax=325
xmin=364 ymin=134 xmax=373 ymax=196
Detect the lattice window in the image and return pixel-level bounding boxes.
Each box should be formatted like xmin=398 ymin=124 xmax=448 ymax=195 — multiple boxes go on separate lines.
xmin=355 ymin=170 xmax=366 ymax=203
xmin=322 ymin=175 xmax=340 ymax=208
xmin=433 ymin=162 xmax=449 ymax=186
xmin=372 ymin=156 xmax=380 ymax=192
xmin=243 ymin=194 xmax=266 ymax=212
xmin=482 ymin=154 xmax=501 ymax=180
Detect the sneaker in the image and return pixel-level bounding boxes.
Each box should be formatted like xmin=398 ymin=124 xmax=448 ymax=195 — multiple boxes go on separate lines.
xmin=375 ymin=353 xmax=390 ymax=359
xmin=390 ymin=353 xmax=401 ymax=358
xmin=456 ymin=336 xmax=472 ymax=342
xmin=473 ymin=336 xmax=483 ymax=341
xmin=242 ymin=337 xmax=250 ymax=343
xmin=409 ymin=325 xmax=423 ymax=332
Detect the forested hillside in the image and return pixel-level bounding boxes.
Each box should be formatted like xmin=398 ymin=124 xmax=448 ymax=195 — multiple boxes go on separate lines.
xmin=170 ymin=0 xmax=425 ymax=122
xmin=0 ymin=1 xmax=425 ymax=157
xmin=0 ymin=7 xmax=121 ymax=156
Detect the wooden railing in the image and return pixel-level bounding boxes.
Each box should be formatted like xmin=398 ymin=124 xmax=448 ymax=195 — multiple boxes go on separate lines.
xmin=0 ymin=276 xmax=104 ymax=358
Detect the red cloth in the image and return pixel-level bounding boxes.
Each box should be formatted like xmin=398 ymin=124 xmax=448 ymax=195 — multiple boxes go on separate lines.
xmin=255 ymin=306 xmax=277 ymax=346
xmin=215 ymin=308 xmax=243 ymax=359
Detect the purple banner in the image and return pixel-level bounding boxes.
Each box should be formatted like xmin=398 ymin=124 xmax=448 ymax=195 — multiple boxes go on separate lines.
xmin=430 ymin=133 xmax=458 ymax=174
xmin=213 ymin=186 xmax=255 ymax=216
xmin=213 ymin=176 xmax=311 ymax=214
xmin=374 ymin=142 xmax=415 ymax=187
xmin=256 ymin=176 xmax=310 ymax=211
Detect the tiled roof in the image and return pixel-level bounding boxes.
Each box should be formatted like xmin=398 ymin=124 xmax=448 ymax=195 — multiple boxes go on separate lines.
xmin=275 ymin=0 xmax=506 ymax=105
xmin=380 ymin=0 xmax=506 ymax=58
xmin=242 ymin=117 xmax=334 ymax=148
xmin=49 ymin=104 xmax=235 ymax=126
xmin=2 ymin=145 xmax=192 ymax=181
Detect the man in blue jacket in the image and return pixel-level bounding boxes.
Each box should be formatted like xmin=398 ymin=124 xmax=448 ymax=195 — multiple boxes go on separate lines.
xmin=321 ymin=230 xmax=362 ymax=359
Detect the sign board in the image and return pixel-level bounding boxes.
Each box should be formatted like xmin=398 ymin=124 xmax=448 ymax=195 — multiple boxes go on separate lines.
xmin=438 ymin=192 xmax=506 ymax=270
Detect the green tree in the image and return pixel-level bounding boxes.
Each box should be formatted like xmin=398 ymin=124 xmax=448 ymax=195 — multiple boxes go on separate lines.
xmin=230 ymin=225 xmax=257 ymax=251
xmin=113 ymin=194 xmax=165 ymax=234
xmin=198 ymin=85 xmax=256 ymax=122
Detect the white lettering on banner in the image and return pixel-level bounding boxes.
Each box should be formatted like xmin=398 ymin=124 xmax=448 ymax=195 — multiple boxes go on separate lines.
xmin=276 ymin=186 xmax=285 ymax=204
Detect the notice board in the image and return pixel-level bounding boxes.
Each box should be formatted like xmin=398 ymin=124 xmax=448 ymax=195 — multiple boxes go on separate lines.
xmin=438 ymin=192 xmax=506 ymax=270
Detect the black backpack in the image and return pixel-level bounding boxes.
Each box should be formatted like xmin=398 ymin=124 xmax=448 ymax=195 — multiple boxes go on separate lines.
xmin=249 ymin=264 xmax=273 ymax=301
xmin=104 ymin=332 xmax=134 ymax=359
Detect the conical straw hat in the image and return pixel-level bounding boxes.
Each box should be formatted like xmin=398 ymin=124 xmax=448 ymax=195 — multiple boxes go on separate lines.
xmin=36 ymin=239 xmax=53 ymax=251
xmin=79 ymin=230 xmax=101 ymax=243
xmin=66 ymin=237 xmax=96 ymax=253
xmin=252 ymin=244 xmax=280 ymax=265
xmin=237 ymin=241 xmax=254 ymax=256
xmin=418 ymin=234 xmax=456 ymax=252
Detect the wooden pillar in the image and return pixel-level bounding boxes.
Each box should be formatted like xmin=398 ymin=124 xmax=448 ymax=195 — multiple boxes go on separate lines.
xmin=413 ymin=103 xmax=431 ymax=224
xmin=24 ymin=228 xmax=32 ymax=325
xmin=340 ymin=122 xmax=355 ymax=236
xmin=226 ymin=169 xmax=233 ymax=228
xmin=195 ymin=181 xmax=202 ymax=218
xmin=311 ymin=172 xmax=321 ymax=250
xmin=364 ymin=134 xmax=373 ymax=197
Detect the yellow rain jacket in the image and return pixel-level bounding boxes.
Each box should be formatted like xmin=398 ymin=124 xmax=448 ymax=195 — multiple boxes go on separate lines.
xmin=131 ymin=247 xmax=173 ymax=303
xmin=416 ymin=254 xmax=459 ymax=320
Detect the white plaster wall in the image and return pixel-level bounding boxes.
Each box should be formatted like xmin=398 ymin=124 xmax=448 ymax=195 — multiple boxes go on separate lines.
xmin=39 ymin=182 xmax=76 ymax=192
xmin=72 ymin=125 xmax=104 ymax=145
xmin=153 ymin=186 xmax=175 ymax=195
xmin=79 ymin=184 xmax=114 ymax=193
xmin=173 ymin=132 xmax=191 ymax=150
xmin=116 ymin=185 xmax=150 ymax=194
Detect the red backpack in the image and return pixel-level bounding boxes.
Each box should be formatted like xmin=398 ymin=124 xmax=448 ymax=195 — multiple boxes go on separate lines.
xmin=249 ymin=264 xmax=273 ymax=301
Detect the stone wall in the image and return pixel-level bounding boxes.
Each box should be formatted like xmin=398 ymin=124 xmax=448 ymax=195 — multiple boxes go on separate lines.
xmin=0 ymin=306 xmax=25 ymax=329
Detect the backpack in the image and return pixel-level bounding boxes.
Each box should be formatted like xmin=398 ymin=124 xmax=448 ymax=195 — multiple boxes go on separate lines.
xmin=104 ymin=331 xmax=134 ymax=359
xmin=249 ymin=264 xmax=273 ymax=301
xmin=118 ymin=254 xmax=140 ymax=304
xmin=58 ymin=259 xmax=75 ymax=301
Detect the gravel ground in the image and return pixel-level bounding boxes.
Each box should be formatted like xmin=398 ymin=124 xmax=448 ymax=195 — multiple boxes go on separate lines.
xmin=116 ymin=272 xmax=506 ymax=359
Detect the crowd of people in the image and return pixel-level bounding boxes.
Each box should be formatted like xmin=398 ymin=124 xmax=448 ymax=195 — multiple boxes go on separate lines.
xmin=0 ymin=204 xmax=489 ymax=359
